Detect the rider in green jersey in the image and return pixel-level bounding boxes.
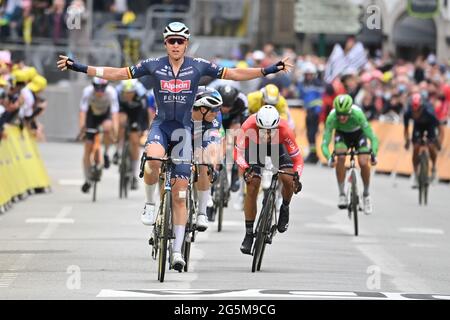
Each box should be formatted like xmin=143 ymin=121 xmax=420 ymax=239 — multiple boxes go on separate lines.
xmin=321 ymin=94 xmax=378 ymax=214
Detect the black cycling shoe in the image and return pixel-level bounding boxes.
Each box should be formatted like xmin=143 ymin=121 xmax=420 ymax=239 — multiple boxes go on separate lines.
xmin=240 ymin=233 xmax=254 ymax=255
xmin=277 ymin=204 xmax=290 ymax=233
xmin=81 ymin=182 xmax=91 ymax=193
xmin=131 ymin=177 xmax=139 ymax=190
xmin=305 ymin=152 xmax=319 ymax=164
xmin=103 ymin=154 xmax=110 ymax=169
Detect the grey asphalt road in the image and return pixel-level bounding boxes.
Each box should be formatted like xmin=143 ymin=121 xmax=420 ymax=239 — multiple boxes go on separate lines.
xmin=0 ymin=142 xmax=449 ymax=300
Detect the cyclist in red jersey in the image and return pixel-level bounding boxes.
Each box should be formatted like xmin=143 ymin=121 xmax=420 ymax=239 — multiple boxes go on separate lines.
xmin=234 ymin=105 xmax=303 ymax=255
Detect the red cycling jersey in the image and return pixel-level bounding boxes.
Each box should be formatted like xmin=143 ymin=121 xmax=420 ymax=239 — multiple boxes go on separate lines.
xmin=234 ymin=114 xmax=304 ymax=177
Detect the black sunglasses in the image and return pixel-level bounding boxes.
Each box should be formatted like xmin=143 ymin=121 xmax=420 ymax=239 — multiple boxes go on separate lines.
xmin=166 ymin=38 xmax=186 ymax=45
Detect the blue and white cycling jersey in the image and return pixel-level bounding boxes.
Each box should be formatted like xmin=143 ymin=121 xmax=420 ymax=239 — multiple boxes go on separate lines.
xmin=192 ymin=112 xmax=223 ymax=149
xmin=128 ymin=56 xmax=226 ymax=127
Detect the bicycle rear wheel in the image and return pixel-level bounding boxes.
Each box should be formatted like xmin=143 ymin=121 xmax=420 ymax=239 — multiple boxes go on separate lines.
xmin=351 ymin=170 xmax=359 ymax=236
xmin=217 ymin=170 xmax=226 ymax=232
xmin=418 ymin=152 xmax=429 ymax=206
xmin=183 ymin=187 xmax=196 ymax=272
xmin=119 ymin=142 xmax=131 ymax=199
xmin=158 ymin=191 xmax=171 ymax=282
xmin=252 ymin=191 xmax=274 ymax=272
xmin=92 ymin=180 xmax=97 ymax=202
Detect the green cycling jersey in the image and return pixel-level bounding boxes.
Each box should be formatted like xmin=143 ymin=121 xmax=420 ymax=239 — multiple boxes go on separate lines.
xmin=321 ymin=105 xmax=379 ymax=160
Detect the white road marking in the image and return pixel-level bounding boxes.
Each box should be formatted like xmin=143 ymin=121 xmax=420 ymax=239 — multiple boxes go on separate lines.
xmin=399 ymin=228 xmax=444 ymax=235
xmin=26 ymin=218 xmax=74 ymax=224
xmin=38 ymin=206 xmax=73 ymax=240
xmin=58 ymin=179 xmax=84 ymax=186
xmin=304 ymin=192 xmax=433 ymax=293
xmin=433 ymin=295 xmax=450 ymax=300
xmin=408 ymin=243 xmax=438 ymax=248
xmin=0 ymin=207 xmax=73 ymax=289
xmin=289 ymin=291 xmax=357 ymax=297
xmin=96 ymin=289 xmax=439 ymax=300
xmin=304 ymin=223 xmax=349 ymax=230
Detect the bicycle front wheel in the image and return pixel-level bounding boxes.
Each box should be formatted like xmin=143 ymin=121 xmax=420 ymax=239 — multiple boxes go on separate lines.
xmin=158 ymin=191 xmax=171 ymax=282
xmin=183 ymin=187 xmax=196 ymax=272
xmin=217 ymin=170 xmax=226 ymax=232
xmin=351 ymin=170 xmax=359 ymax=236
xmin=92 ymin=180 xmax=97 ymax=202
xmin=418 ymin=152 xmax=429 ymax=206
xmin=252 ymin=191 xmax=274 ymax=272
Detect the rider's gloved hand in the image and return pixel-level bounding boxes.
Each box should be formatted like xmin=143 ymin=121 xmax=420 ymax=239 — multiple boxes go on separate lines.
xmin=293 ymin=173 xmax=302 ymax=194
xmin=63 ymin=56 xmax=88 ymax=73
xmin=261 ymin=58 xmax=291 ymax=76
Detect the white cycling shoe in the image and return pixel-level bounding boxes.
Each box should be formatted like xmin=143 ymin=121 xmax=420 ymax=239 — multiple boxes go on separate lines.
xmin=363 ymin=195 xmax=373 ymax=215
xmin=338 ymin=194 xmax=348 ymax=209
xmin=196 ymin=213 xmax=208 ymax=232
xmin=141 ymin=203 xmax=156 ymax=226
xmin=171 ymin=252 xmax=185 ymax=271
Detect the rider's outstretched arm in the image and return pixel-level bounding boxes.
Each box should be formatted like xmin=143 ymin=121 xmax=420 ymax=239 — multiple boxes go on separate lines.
xmin=224 ymin=57 xmax=293 ymax=81
xmin=57 ymin=55 xmax=130 ymax=81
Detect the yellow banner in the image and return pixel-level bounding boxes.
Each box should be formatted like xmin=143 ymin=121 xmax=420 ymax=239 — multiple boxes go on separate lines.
xmin=0 ymin=125 xmax=51 ymax=207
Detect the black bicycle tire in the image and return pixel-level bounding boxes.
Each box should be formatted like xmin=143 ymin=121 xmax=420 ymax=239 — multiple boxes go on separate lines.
xmin=218 ymin=170 xmax=225 ymax=232
xmin=183 ymin=186 xmax=195 ymax=272
xmin=351 ymin=170 xmax=358 ymax=236
xmin=92 ymin=180 xmax=97 ymax=202
xmin=158 ymin=191 xmax=171 ymax=283
xmin=257 ymin=199 xmax=274 ymax=271
xmin=122 ymin=142 xmax=131 ymax=199
xmin=252 ymin=191 xmax=274 ymax=272
xmin=418 ymin=152 xmax=429 ymax=206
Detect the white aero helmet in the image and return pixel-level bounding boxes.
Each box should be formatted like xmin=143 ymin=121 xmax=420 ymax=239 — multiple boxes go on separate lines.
xmin=163 ymin=21 xmax=190 ymax=40
xmin=256 ymin=105 xmax=280 ymax=129
xmin=194 ymin=86 xmax=223 ymax=111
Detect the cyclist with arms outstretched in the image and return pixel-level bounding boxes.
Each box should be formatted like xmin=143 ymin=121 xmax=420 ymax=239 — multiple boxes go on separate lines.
xmin=57 ymin=21 xmax=292 ymax=271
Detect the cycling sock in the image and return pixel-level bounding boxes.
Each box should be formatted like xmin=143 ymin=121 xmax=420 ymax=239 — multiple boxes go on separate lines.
xmin=338 ymin=182 xmax=345 ymax=195
xmin=245 ymin=220 xmax=254 ymax=235
xmin=145 ymin=183 xmax=157 ymax=204
xmin=131 ymin=160 xmax=139 ymax=177
xmin=83 ymin=165 xmax=90 ymax=182
xmin=173 ymin=225 xmax=185 ymax=253
xmin=198 ymin=190 xmax=209 ymax=215
xmin=363 ymin=184 xmax=370 ymax=197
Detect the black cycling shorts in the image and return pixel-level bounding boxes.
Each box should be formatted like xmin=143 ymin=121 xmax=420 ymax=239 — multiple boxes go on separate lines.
xmin=85 ymin=108 xmax=111 ymax=141
xmin=412 ymin=124 xmax=438 ymax=145
xmin=245 ymin=143 xmax=293 ymax=177
xmin=334 ymin=129 xmax=368 ymax=152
